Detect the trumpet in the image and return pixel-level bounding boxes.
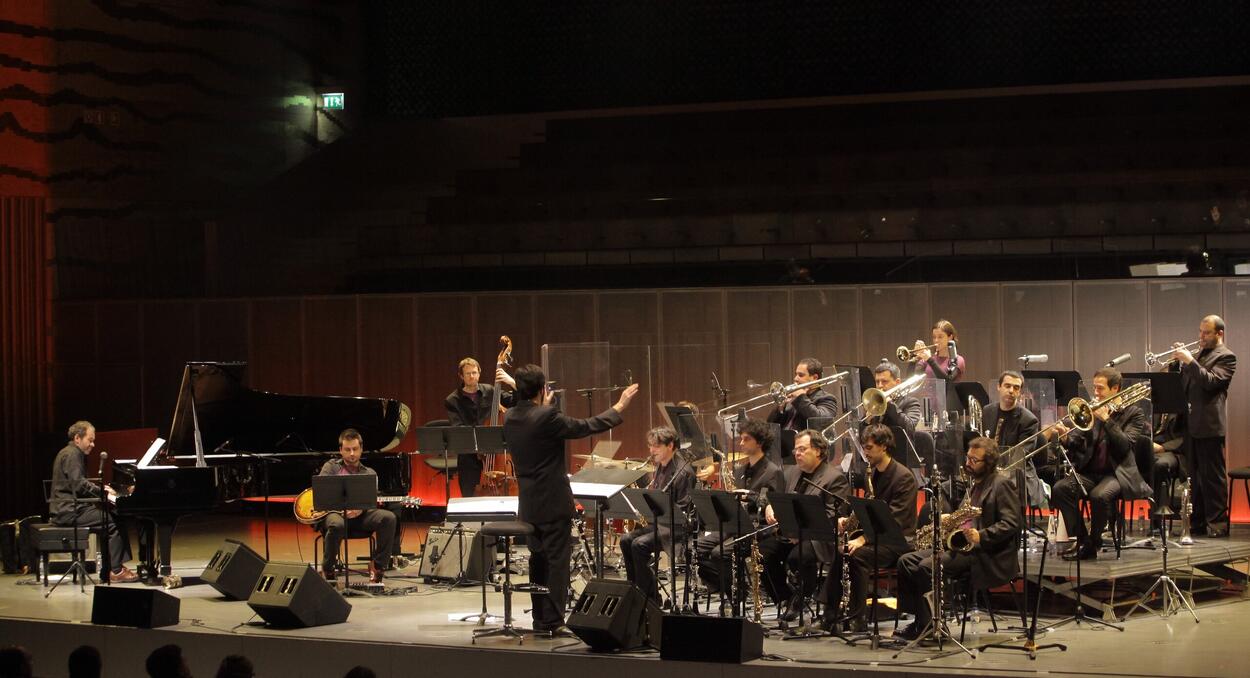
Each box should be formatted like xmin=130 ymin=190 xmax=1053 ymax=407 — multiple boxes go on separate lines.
xmin=717 ymin=371 xmax=848 ymax=421
xmin=1144 ymin=340 xmax=1201 ymax=368
xmin=820 ymin=373 xmax=926 ymax=439
xmin=1001 ymin=381 xmax=1152 ymax=471
xmin=896 ymin=342 xmax=940 ymax=363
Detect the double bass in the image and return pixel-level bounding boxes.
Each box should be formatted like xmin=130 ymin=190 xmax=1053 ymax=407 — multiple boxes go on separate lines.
xmin=478 ymin=335 xmax=517 ymax=495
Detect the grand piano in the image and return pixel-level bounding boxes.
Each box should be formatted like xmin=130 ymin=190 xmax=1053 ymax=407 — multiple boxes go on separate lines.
xmin=112 ymin=362 xmax=412 ymax=581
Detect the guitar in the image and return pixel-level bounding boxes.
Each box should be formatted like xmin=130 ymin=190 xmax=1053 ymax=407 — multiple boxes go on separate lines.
xmin=292 ymin=487 xmax=422 ymax=525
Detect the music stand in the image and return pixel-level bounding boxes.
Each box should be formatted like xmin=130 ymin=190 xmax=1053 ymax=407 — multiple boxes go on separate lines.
xmin=312 ymin=474 xmax=378 ymax=591
xmin=1124 ymin=371 xmax=1186 ymax=547
xmin=890 ymin=425 xmax=926 ymax=470
xmin=623 ymin=488 xmax=687 ymax=606
xmin=689 ymin=489 xmax=754 ymax=616
xmin=954 ymin=382 xmax=990 ymax=407
xmin=414 ymin=427 xmax=451 ymax=506
xmin=845 ymin=496 xmax=907 ymax=650
xmin=572 ymin=467 xmax=648 ymax=577
xmin=769 ymin=492 xmax=839 ymax=640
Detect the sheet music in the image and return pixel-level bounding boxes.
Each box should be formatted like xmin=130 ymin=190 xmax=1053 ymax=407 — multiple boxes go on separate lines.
xmin=570 ymin=481 xmax=626 ymax=499
xmin=138 ymin=438 xmax=168 ymax=468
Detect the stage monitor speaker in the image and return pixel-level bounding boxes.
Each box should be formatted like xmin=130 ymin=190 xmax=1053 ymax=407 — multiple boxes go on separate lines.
xmin=418 ymin=524 xmax=488 ymax=582
xmin=660 ymin=615 xmax=763 ymax=663
xmin=200 ymin=538 xmax=266 ymax=600
xmin=91 ymin=586 xmax=180 ymax=628
xmin=567 ymin=579 xmax=660 ymax=652
xmin=246 ymin=562 xmax=351 ymax=628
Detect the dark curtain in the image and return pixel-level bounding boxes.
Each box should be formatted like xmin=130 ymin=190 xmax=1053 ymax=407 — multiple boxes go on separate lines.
xmin=1 ymin=196 xmax=52 ymax=518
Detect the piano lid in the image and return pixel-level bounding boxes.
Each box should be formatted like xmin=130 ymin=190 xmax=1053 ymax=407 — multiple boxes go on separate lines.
xmin=167 ymin=362 xmax=412 ymax=456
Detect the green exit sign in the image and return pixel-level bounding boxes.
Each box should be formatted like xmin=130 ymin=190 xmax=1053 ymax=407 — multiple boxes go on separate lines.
xmin=321 ymin=92 xmax=344 ymax=110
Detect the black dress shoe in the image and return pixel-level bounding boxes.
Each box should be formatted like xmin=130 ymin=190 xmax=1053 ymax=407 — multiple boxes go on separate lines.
xmin=1062 ymin=546 xmax=1098 ymax=561
xmin=1207 ymin=528 xmax=1229 ymax=538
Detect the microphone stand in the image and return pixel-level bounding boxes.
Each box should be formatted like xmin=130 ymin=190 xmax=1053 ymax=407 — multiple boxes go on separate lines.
xmin=1040 ymin=441 xmax=1123 ymax=632
xmin=228 ymin=447 xmax=280 ymax=561
xmin=800 ymin=477 xmax=852 ymax=641
xmin=658 ymin=455 xmax=693 ymax=609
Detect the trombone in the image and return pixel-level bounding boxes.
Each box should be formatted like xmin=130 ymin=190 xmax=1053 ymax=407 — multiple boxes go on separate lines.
xmin=1001 ymin=381 xmax=1152 ymax=471
xmin=896 ymin=342 xmax=940 ymax=363
xmin=1144 ymin=340 xmax=1201 ymax=369
xmin=820 ymin=373 xmax=926 ymax=439
xmin=717 ymin=371 xmax=849 ymax=422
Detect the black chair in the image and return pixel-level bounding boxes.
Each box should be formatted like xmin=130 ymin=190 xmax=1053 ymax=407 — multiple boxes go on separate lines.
xmin=473 ymin=521 xmax=549 ymax=645
xmin=1228 ymin=467 xmax=1250 ymax=526
xmin=32 ymin=523 xmax=90 ymax=587
xmin=421 ymin=419 xmax=457 ymax=475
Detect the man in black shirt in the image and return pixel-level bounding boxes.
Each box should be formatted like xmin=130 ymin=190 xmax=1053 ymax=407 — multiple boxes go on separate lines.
xmin=842 ymin=424 xmax=918 ymax=629
xmin=505 ymin=364 xmax=639 ymax=632
xmin=895 ymin=437 xmax=1021 ymax=641
xmin=1171 ymin=315 xmax=1237 ymax=537
xmin=847 ymin=362 xmax=923 ymax=486
xmin=318 ymin=428 xmax=396 ymax=583
xmin=694 ymin=419 xmax=783 ymax=596
xmin=49 ymin=420 xmax=140 ymax=582
xmin=620 ymin=426 xmax=697 ymax=603
xmin=444 ymin=357 xmax=517 ymax=498
xmin=983 ymin=370 xmax=1047 ymax=506
xmin=768 ymin=358 xmax=838 ymax=432
xmin=1050 ymin=368 xmax=1150 ymax=560
xmin=755 ymin=428 xmax=848 ymax=621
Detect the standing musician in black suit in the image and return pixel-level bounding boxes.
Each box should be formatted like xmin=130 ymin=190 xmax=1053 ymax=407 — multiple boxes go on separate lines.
xmin=983 ymin=370 xmax=1048 ymax=507
xmin=694 ymin=418 xmax=783 ymax=595
xmin=444 ymin=357 xmax=516 ymax=498
xmin=504 ymin=364 xmax=640 ymax=633
xmin=768 ymin=358 xmax=838 ymax=432
xmin=1049 ymin=367 xmax=1151 ymax=560
xmin=620 ymin=426 xmax=698 ymax=603
xmin=1171 ymin=315 xmax=1237 ymax=537
xmin=894 ymin=437 xmax=1022 ymax=641
xmin=754 ymin=428 xmax=847 ymax=621
xmin=841 ymin=424 xmax=918 ymax=631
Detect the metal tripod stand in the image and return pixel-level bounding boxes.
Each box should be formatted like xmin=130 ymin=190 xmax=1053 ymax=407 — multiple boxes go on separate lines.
xmin=1124 ymin=517 xmax=1199 ymax=622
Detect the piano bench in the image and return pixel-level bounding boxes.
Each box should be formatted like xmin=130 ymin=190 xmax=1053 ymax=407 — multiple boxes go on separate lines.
xmin=32 ymin=523 xmax=91 ymax=585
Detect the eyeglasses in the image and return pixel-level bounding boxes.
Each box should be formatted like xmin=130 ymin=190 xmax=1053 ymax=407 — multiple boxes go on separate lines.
xmin=793 ymin=444 xmax=810 ymax=453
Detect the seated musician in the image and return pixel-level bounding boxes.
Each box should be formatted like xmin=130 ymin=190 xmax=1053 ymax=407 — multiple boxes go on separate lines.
xmin=894 ymin=437 xmax=1021 ymax=641
xmin=694 ymin=419 xmax=783 ymax=596
xmin=840 ymin=424 xmax=918 ymax=631
xmin=984 ymin=370 xmax=1049 ymax=507
xmin=444 ymin=357 xmax=517 ymax=498
xmin=318 ymin=428 xmax=396 ymax=583
xmin=767 ymin=358 xmax=838 ymax=432
xmin=846 ymin=361 xmax=923 ymax=485
xmin=1149 ymin=412 xmax=1186 ymax=530
xmin=49 ymin=420 xmax=140 ymax=582
xmin=619 ymin=426 xmax=696 ymax=603
xmin=913 ymin=319 xmax=965 ymax=382
xmin=754 ymin=429 xmax=847 ymax=622
xmin=1049 ymin=368 xmax=1150 ymax=561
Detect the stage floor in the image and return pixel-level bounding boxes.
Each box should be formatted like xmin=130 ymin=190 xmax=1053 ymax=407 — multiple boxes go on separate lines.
xmin=2 ymin=513 xmax=1249 ymax=678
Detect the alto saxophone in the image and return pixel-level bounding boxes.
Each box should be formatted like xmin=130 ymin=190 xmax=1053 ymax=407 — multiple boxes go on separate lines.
xmin=843 ymin=466 xmax=874 ymax=540
xmin=915 ymin=495 xmax=982 ymax=552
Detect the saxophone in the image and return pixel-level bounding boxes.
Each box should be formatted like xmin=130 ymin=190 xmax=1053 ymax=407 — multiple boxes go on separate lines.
xmin=915 ymin=495 xmax=982 ymax=552
xmin=1179 ymin=479 xmax=1194 ymax=546
xmin=843 ymin=466 xmax=874 ymax=540
xmin=747 ymin=533 xmax=764 ymax=623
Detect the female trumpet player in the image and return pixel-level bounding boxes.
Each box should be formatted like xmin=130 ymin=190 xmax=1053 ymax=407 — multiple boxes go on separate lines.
xmin=912 ymin=319 xmax=966 ymax=382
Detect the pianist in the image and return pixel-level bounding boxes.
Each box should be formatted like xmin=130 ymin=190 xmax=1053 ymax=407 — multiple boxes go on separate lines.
xmin=49 ymin=420 xmax=140 ymax=582
xmin=318 ymin=428 xmax=396 ymax=584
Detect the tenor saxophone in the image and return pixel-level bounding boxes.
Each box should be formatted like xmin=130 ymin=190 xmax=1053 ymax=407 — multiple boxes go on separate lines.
xmin=915 ymin=495 xmax=982 ymax=552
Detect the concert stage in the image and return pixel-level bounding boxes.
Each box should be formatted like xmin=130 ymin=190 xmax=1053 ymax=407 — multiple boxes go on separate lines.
xmin=2 ymin=513 xmax=1248 ymax=678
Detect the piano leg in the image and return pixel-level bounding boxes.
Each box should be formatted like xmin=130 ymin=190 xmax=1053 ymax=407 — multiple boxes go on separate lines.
xmin=136 ymin=519 xmax=158 ymax=581
xmin=156 ymin=521 xmax=176 ymax=577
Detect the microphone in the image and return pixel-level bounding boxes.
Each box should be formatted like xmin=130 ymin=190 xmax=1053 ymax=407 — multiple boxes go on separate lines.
xmin=711 ymin=372 xmax=725 ymax=393
xmin=98 ymin=450 xmax=108 ymax=476
xmin=1018 ymin=354 xmax=1049 ymax=364
xmin=213 ymin=438 xmax=233 ymax=454
xmin=947 ymin=340 xmax=959 ymax=378
xmin=1106 ymin=353 xmax=1132 ymax=368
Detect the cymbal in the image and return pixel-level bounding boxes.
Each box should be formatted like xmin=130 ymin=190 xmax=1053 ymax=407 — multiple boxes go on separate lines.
xmin=573 ymin=455 xmax=655 ymax=473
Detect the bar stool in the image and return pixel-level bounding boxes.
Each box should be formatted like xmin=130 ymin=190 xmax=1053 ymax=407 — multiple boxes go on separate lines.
xmin=473 ymin=521 xmax=548 ymax=645
xmin=1228 ymin=467 xmax=1250 ymax=526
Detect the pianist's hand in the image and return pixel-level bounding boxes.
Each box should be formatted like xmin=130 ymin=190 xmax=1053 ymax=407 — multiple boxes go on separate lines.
xmin=346 ymin=509 xmax=363 ymax=519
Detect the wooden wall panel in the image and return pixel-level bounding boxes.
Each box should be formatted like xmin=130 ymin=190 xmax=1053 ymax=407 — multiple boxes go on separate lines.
xmin=249 ymin=299 xmax=304 ymax=394
xmin=659 ymin=290 xmax=724 ymax=408
xmin=598 ymin=292 xmax=659 ymax=453
xmin=303 ymin=297 xmax=359 ymax=397
xmin=415 ymin=296 xmax=473 ymax=426
xmin=793 ymin=286 xmax=860 ymax=370
xmin=198 ymin=301 xmax=250 ymax=364
xmin=1002 ymin=283 xmax=1074 ymax=377
xmin=860 ymin=286 xmax=928 ymax=370
xmin=53 ymin=302 xmax=97 ymax=365
xmin=359 ymin=296 xmax=417 ymax=448
xmin=476 ymin=294 xmax=536 ymax=372
xmin=930 ymin=284 xmax=1001 ymax=387
xmin=725 ymin=289 xmax=791 ymax=411
xmin=1074 ymin=281 xmax=1148 ymax=378
xmin=142 ymin=301 xmax=198 ymax=431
